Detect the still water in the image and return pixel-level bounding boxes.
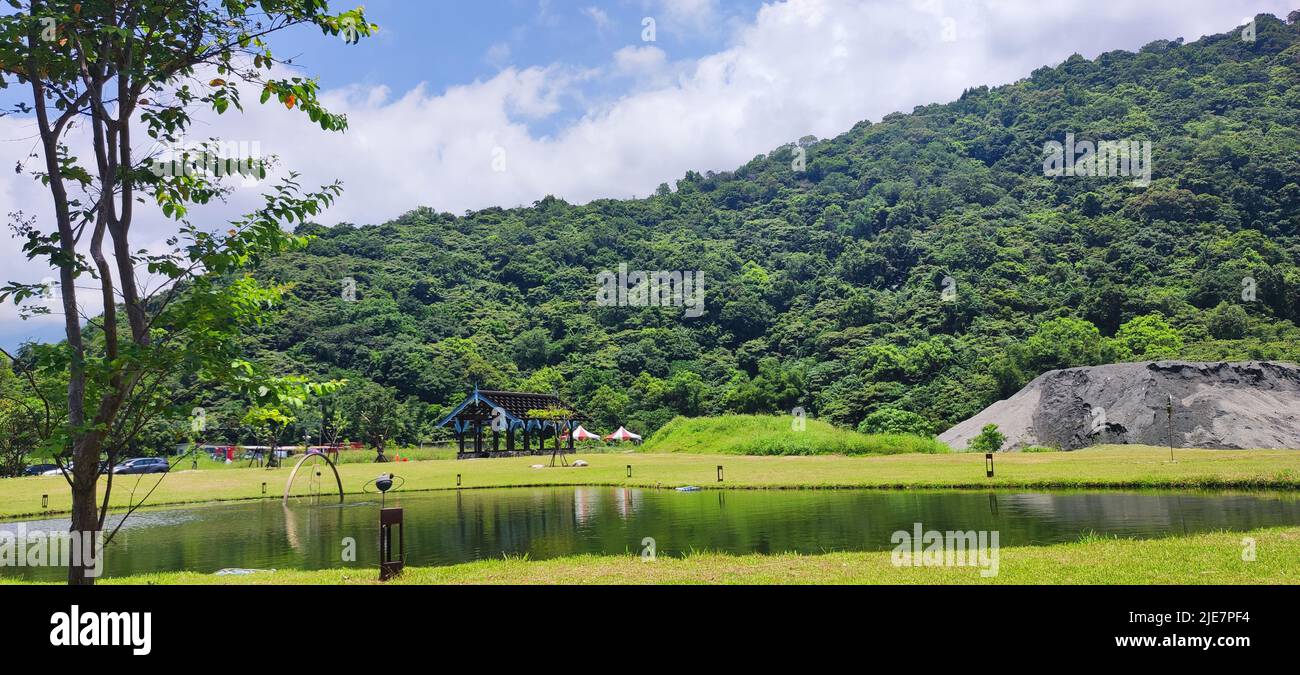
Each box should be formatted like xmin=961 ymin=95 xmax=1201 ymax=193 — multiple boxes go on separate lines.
xmin=3 ymin=487 xmax=1299 ymax=580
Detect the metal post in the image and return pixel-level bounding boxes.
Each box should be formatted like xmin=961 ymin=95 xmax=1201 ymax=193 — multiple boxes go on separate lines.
xmin=379 ymin=507 xmax=405 ymax=581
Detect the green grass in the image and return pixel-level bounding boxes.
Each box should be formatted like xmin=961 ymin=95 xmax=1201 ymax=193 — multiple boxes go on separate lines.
xmin=19 ymin=526 xmax=1296 ymax=585
xmin=164 ymin=445 xmax=459 ymax=471
xmin=1 ymin=445 xmax=1297 ymax=520
xmin=642 ymin=414 xmax=950 ymax=455
xmin=330 ymin=447 xmax=456 ymax=464
xmin=181 ymin=442 xmax=630 ymax=471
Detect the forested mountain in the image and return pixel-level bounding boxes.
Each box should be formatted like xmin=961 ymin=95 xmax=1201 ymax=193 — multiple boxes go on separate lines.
xmin=218 ymin=14 xmax=1300 ymax=443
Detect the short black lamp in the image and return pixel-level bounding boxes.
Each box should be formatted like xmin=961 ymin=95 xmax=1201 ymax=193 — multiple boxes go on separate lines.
xmin=985 ymin=453 xmax=994 ymax=478
xmin=716 ymin=465 xmax=724 ymax=482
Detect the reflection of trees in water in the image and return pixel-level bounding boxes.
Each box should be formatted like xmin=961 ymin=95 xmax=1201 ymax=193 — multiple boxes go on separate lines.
xmin=995 ymin=492 xmax=1300 ymax=538
xmin=13 ymin=489 xmax=1300 ymax=579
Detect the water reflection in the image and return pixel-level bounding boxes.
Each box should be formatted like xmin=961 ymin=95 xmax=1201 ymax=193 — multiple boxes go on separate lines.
xmin=2 ymin=488 xmax=1298 ymax=581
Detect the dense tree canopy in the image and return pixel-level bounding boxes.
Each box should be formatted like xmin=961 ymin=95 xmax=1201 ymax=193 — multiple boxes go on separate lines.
xmin=217 ymin=14 xmax=1300 ymax=443
xmin=16 ymin=14 xmax=1300 ymax=448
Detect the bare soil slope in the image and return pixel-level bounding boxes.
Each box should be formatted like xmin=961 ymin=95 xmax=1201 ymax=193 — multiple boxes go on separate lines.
xmin=939 ymin=361 xmax=1300 ymax=451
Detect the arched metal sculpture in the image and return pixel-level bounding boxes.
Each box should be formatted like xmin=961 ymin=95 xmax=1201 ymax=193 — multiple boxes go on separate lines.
xmin=283 ymin=450 xmax=345 ymax=504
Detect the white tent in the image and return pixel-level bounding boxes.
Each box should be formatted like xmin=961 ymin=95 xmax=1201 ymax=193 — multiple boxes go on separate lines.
xmin=603 ymin=426 xmax=642 ymax=443
xmin=568 ymin=425 xmax=601 ymax=441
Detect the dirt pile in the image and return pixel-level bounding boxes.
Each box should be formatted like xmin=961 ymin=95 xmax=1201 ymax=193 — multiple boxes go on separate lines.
xmin=939 ymin=361 xmax=1300 ymax=451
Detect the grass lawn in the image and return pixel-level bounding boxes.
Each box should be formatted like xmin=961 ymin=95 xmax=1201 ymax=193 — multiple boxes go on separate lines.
xmin=642 ymin=414 xmax=949 ymax=455
xmin=0 ymin=445 xmax=1296 ymax=520
xmin=19 ymin=525 xmax=1295 ymax=585
xmin=183 ymin=445 xmax=459 ymax=470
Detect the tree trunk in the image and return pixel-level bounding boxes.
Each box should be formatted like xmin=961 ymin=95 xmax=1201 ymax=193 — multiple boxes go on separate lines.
xmin=67 ymin=442 xmax=101 ymax=585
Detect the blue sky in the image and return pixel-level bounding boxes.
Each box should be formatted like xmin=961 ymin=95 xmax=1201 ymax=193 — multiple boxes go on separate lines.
xmin=270 ymin=0 xmax=767 ymax=136
xmin=1 ymin=0 xmax=1292 ymax=350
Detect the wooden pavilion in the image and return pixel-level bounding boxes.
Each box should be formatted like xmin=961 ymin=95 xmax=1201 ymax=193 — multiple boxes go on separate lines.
xmin=436 ymin=387 xmax=587 ymax=463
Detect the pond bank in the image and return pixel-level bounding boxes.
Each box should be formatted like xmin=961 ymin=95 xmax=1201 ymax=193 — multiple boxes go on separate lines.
xmin=12 ymin=525 xmax=1296 ymax=585
xmin=1 ymin=446 xmax=1296 ymax=520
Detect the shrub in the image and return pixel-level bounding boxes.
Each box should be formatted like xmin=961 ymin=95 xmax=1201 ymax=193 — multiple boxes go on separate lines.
xmin=856 ymin=407 xmax=934 ymax=437
xmin=969 ymin=424 xmax=1006 ymax=454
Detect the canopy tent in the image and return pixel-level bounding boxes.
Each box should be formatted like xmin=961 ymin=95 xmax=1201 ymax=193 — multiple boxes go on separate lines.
xmin=566 ymin=425 xmax=601 ymax=441
xmin=604 ymin=426 xmax=642 ymax=443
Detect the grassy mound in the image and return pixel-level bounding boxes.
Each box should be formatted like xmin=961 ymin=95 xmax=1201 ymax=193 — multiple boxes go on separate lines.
xmin=641 ymin=415 xmax=949 ymax=456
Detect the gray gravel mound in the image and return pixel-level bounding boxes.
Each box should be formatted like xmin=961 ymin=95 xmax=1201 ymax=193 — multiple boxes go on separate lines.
xmin=938 ymin=361 xmax=1300 ymax=451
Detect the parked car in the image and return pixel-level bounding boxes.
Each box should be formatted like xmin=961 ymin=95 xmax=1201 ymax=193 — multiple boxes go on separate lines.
xmin=23 ymin=463 xmax=58 ymax=476
xmin=112 ymin=457 xmax=170 ymax=474
xmin=34 ymin=461 xmax=111 ymax=476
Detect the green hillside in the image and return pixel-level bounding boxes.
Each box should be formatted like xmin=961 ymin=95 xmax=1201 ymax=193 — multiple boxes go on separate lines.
xmin=641 ymin=415 xmax=948 ymax=456
xmin=25 ymin=14 xmax=1300 ymax=449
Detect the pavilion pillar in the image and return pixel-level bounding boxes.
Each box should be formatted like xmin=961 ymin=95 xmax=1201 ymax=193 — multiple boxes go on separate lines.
xmin=567 ymin=421 xmax=574 ymax=452
xmin=492 ymin=429 xmax=500 ymax=453
xmin=507 ymin=426 xmax=516 ymax=452
xmin=475 ymin=422 xmax=483 ymax=453
xmin=456 ymin=431 xmax=465 ymax=455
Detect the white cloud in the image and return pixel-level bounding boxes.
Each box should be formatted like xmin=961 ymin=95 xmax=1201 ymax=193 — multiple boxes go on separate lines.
xmin=613 ymin=45 xmax=668 ymax=75
xmin=583 ymin=6 xmax=612 ymax=33
xmin=654 ymin=0 xmax=720 ymax=30
xmin=485 ymin=42 xmax=512 ymax=68
xmin=2 ymin=0 xmax=1295 ymax=348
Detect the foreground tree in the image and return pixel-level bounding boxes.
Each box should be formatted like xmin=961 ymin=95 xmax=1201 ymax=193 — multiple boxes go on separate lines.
xmin=0 ymin=1 xmax=373 ymax=584
xmin=339 ymin=380 xmax=399 ymax=461
xmin=242 ymin=405 xmax=295 ymax=468
xmin=0 ymin=354 xmax=48 ymax=476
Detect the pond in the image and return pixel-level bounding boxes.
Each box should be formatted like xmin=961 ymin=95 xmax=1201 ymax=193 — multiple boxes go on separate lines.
xmin=3 ymin=487 xmax=1299 ymax=580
